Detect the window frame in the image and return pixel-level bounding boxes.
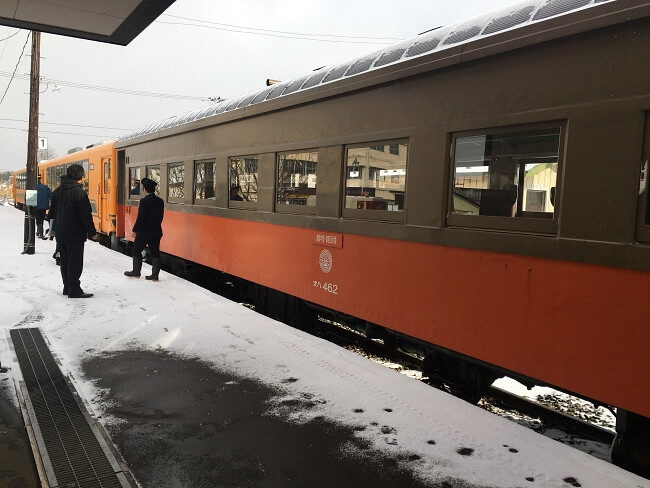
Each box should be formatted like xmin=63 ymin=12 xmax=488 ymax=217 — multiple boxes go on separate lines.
xmin=342 ymin=138 xmax=409 ymax=223
xmin=446 ymin=121 xmax=565 ymax=234
xmin=167 ymin=162 xmax=185 ymax=204
xmin=193 ymin=159 xmax=218 ymax=206
xmin=275 ymin=149 xmax=319 ymax=215
xmin=103 ymin=158 xmax=111 ymax=195
xmin=128 ymin=165 xmax=143 ymax=200
xmin=146 ymin=164 xmax=161 ymax=197
xmin=229 ymin=154 xmax=259 ymax=210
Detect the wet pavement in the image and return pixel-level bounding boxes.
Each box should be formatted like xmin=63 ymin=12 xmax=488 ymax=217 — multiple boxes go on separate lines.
xmin=82 ymin=350 xmax=482 ymax=488
xmin=0 ymin=371 xmax=40 ymax=488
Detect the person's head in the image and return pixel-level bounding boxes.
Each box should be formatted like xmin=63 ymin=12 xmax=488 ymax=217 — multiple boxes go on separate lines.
xmin=141 ymin=177 xmax=157 ymax=194
xmin=67 ymin=164 xmax=85 ymax=182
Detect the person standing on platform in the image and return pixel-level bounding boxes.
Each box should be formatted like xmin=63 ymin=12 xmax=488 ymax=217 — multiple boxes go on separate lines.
xmin=124 ymin=177 xmax=164 ymax=281
xmin=35 ymin=176 xmax=52 ymax=239
xmin=50 ymin=164 xmax=97 ymax=298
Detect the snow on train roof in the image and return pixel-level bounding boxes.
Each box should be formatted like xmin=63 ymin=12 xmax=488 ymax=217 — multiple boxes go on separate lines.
xmin=120 ymin=0 xmax=614 ymax=142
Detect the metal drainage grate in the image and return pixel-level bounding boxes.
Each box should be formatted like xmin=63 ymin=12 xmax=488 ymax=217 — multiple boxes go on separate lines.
xmin=10 ymin=328 xmax=133 ymax=488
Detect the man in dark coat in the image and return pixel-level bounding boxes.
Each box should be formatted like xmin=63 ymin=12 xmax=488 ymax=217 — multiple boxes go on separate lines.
xmin=35 ymin=176 xmax=53 ymax=238
xmin=124 ymin=177 xmax=164 ymax=281
xmin=50 ymin=164 xmax=97 ymax=298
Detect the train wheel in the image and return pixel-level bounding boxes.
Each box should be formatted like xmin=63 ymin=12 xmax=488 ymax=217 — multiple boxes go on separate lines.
xmin=110 ymin=232 xmax=120 ymax=251
xmin=422 ymin=351 xmax=498 ymax=404
xmin=611 ymin=410 xmax=650 ymax=479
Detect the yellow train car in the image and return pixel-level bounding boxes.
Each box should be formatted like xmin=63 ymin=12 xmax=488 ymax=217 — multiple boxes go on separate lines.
xmin=11 ymin=168 xmax=26 ymax=208
xmin=15 ymin=142 xmax=120 ymax=247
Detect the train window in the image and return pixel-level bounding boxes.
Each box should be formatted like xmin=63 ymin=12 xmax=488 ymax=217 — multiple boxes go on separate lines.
xmin=168 ymin=163 xmax=185 ymax=202
xmin=229 ymin=155 xmax=258 ymax=206
xmin=276 ymin=150 xmax=318 ymax=212
xmin=343 ymin=140 xmax=408 ymax=220
xmin=448 ymin=124 xmax=561 ymax=233
xmin=635 ymin=112 xmax=650 ymax=243
xmin=50 ymin=164 xmax=68 ymax=188
xmin=194 ymin=160 xmax=216 ymax=202
xmin=129 ymin=167 xmax=142 ymax=198
xmin=103 ymin=159 xmax=110 ymax=195
xmin=146 ymin=165 xmax=161 ymax=197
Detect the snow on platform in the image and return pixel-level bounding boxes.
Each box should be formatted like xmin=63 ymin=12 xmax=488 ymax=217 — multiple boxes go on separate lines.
xmin=0 ymin=204 xmax=647 ymax=488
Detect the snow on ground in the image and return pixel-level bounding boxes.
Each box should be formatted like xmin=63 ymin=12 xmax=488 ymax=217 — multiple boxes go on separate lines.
xmin=0 ymin=203 xmax=647 ymax=488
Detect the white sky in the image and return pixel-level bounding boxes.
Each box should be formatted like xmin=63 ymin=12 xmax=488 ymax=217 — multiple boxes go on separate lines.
xmin=0 ymin=205 xmax=647 ymax=487
xmin=0 ymin=0 xmax=524 ymax=171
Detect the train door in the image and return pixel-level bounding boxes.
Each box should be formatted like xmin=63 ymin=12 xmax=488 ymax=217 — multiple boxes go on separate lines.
xmin=100 ymin=156 xmax=111 ymax=235
xmin=635 ymin=112 xmax=650 ymax=243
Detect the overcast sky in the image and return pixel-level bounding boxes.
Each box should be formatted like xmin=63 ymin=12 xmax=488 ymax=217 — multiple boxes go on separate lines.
xmin=0 ymin=0 xmax=520 ymax=171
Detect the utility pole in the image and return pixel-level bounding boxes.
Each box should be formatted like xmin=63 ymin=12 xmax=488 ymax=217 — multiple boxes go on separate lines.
xmin=22 ymin=31 xmax=40 ymax=255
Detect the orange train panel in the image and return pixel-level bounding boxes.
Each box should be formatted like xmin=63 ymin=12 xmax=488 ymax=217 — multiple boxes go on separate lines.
xmin=123 ymin=207 xmax=650 ymax=418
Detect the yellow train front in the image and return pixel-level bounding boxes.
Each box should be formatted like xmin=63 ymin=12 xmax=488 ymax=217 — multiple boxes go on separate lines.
xmin=13 ymin=142 xmax=120 ymax=247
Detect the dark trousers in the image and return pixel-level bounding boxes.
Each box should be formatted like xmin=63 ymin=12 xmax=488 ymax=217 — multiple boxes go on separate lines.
xmin=133 ymin=235 xmax=161 ymax=259
xmin=58 ymin=240 xmax=85 ymax=295
xmin=35 ymin=208 xmax=47 ymax=236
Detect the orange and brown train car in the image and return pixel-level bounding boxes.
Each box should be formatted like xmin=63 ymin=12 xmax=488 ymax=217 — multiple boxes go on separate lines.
xmin=13 ymin=142 xmax=120 ymax=246
xmin=65 ymin=0 xmax=650 ymax=477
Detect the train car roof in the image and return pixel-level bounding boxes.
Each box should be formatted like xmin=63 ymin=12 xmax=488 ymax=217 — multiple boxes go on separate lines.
xmin=117 ymin=0 xmax=634 ymax=144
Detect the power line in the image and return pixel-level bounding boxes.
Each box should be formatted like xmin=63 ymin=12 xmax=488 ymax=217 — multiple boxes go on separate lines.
xmin=161 ymin=14 xmax=404 ymax=42
xmin=0 ymin=29 xmax=21 ymax=42
xmin=157 ymin=19 xmax=399 ymax=45
xmin=0 ymin=32 xmax=30 ymax=106
xmin=0 ymin=70 xmax=213 ymax=101
xmin=0 ymin=117 xmax=131 ymax=131
xmin=0 ymin=125 xmax=119 ymax=139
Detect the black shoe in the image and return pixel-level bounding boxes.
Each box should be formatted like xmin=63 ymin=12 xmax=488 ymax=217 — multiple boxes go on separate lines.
xmin=145 ymin=275 xmax=158 ymax=281
xmin=55 ymin=258 xmax=61 ymax=266
xmin=68 ymin=292 xmax=93 ymax=298
xmin=124 ymin=270 xmax=141 ymax=278
xmin=41 ymin=236 xmax=48 ymax=240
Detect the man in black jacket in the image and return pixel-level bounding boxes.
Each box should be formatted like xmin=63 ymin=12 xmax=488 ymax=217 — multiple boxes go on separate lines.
xmin=50 ymin=164 xmax=97 ymax=298
xmin=124 ymin=177 xmax=164 ymax=281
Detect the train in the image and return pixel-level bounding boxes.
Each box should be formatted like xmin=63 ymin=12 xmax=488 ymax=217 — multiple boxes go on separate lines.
xmin=12 ymin=0 xmax=650 ymax=478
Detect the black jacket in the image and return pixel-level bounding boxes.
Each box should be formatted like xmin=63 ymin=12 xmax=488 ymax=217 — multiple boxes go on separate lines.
xmin=133 ymin=193 xmax=164 ymax=241
xmin=50 ymin=176 xmax=96 ymax=242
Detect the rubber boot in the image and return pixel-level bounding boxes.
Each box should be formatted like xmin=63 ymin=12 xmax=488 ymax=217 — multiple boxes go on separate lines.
xmin=146 ymin=258 xmax=161 ymax=281
xmin=124 ymin=255 xmax=142 ymax=278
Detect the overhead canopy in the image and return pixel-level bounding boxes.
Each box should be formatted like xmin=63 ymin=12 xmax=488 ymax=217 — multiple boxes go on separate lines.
xmin=0 ymin=0 xmax=176 ymax=45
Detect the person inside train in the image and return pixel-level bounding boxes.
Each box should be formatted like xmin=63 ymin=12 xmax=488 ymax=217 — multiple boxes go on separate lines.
xmin=124 ymin=177 xmax=165 ymax=281
xmin=130 ymin=179 xmax=141 ymax=196
xmin=230 ymin=185 xmax=244 ymax=201
xmin=35 ymin=175 xmax=53 ymax=239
